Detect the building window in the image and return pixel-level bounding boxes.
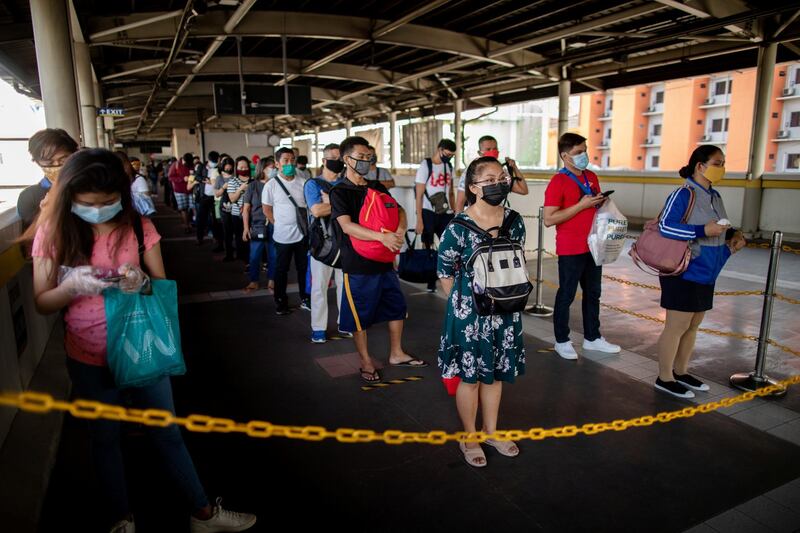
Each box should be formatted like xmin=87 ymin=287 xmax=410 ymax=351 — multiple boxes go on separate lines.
xmin=790 ymin=111 xmax=800 ymax=128
xmin=787 ymin=153 xmax=800 ymax=170
xmin=652 ymin=124 xmax=662 ymax=136
xmin=655 ymin=91 xmax=664 ymax=104
xmin=651 ymin=155 xmax=660 ymax=168
xmin=795 ymin=69 xmax=800 ymax=85
xmin=711 ymin=118 xmax=729 ymax=132
xmin=608 ymin=99 xmax=613 ymax=111
xmin=714 ymin=79 xmax=732 ymax=95
xmin=607 ymin=128 xmax=612 ymax=139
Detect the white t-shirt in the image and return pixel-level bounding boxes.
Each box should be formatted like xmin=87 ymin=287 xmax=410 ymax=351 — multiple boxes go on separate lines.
xmin=414 ymin=158 xmax=452 ymax=212
xmin=204 ymin=165 xmax=219 ymax=196
xmin=131 ymin=175 xmax=150 ymax=194
xmin=262 ymin=174 xmax=307 ymax=244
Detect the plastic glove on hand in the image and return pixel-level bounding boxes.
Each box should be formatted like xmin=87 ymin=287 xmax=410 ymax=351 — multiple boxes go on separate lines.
xmin=118 ymin=263 xmax=150 ymax=293
xmin=58 ymin=266 xmax=112 ymax=296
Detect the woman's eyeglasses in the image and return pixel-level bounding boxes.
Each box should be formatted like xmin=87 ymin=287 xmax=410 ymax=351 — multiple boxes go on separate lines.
xmin=473 ymin=173 xmax=511 ymax=186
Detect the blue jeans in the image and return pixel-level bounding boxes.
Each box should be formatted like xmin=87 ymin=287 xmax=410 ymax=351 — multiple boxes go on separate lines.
xmin=66 ymin=358 xmax=209 ymax=521
xmin=248 ymin=223 xmax=277 ymax=282
xmin=248 ymin=238 xmax=266 ymax=282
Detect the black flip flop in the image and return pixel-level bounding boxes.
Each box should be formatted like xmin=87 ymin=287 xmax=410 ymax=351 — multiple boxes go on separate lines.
xmin=390 ymin=358 xmax=428 ymax=368
xmin=360 ymin=368 xmax=382 ymax=383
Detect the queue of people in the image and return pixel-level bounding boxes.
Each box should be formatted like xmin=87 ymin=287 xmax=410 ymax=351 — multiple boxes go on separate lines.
xmin=14 ymin=125 xmax=746 ymax=502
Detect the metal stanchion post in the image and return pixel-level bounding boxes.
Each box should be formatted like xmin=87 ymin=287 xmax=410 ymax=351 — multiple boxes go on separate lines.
xmin=526 ymin=206 xmax=554 ymax=317
xmin=730 ymin=231 xmax=787 ymax=397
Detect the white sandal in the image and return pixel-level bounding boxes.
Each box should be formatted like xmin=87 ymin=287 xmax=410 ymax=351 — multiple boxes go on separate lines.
xmin=459 ymin=441 xmax=487 ymax=468
xmin=485 ymin=438 xmax=520 ymax=457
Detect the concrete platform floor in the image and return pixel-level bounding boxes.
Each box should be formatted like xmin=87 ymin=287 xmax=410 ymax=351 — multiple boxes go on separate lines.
xmin=32 ymin=203 xmax=800 ymax=532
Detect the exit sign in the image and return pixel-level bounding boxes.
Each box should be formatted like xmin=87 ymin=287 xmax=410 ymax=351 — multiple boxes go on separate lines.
xmin=98 ymin=107 xmax=124 ymax=117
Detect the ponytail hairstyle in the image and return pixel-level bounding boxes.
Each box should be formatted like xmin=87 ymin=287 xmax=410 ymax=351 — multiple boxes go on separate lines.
xmin=20 ymin=148 xmax=138 ymax=267
xmin=464 ymin=156 xmax=502 ymax=206
xmin=679 ymin=145 xmax=723 ymax=179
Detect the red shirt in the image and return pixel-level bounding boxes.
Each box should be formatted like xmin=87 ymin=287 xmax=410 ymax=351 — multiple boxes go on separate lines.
xmin=168 ymin=162 xmax=190 ymax=193
xmin=544 ymin=169 xmax=602 ymax=256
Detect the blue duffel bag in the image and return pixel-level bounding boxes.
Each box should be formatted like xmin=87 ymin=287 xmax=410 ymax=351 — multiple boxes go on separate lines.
xmin=398 ymin=231 xmax=438 ymax=284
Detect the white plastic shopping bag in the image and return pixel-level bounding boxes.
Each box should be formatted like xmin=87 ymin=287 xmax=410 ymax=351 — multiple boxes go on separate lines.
xmin=588 ymin=198 xmax=628 ymax=265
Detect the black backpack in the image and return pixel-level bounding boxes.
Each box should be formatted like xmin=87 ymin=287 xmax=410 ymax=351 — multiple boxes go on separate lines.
xmin=308 ymin=178 xmax=341 ymax=267
xmin=449 ymin=211 xmax=532 ymax=316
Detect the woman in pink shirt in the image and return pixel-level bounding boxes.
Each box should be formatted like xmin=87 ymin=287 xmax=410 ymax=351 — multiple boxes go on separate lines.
xmin=24 ymin=149 xmax=255 ymax=533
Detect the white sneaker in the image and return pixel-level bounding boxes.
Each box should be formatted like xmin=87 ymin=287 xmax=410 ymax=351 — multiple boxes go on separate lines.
xmin=110 ymin=519 xmax=135 ymax=533
xmin=190 ymin=498 xmax=256 ymax=533
xmin=554 ymin=341 xmax=578 ymax=360
xmin=582 ymin=337 xmax=621 ymax=353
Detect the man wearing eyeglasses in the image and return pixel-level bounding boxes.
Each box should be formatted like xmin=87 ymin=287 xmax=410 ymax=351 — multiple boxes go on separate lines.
xmin=330 ymin=136 xmax=428 ymax=384
xmin=17 ymin=128 xmax=79 ymax=227
xmin=455 ymin=135 xmax=529 ymax=213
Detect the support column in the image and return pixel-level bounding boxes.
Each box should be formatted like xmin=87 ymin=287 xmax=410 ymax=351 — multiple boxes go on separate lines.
xmin=30 ymin=0 xmax=81 ymax=141
xmin=389 ymin=111 xmax=398 ymax=171
xmin=92 ymin=80 xmax=106 ymax=148
xmin=454 ymin=99 xmax=463 ymax=174
xmin=345 ymin=120 xmax=352 ymax=137
xmin=742 ymin=42 xmax=777 ymax=236
xmin=557 ymin=76 xmax=570 ymax=166
xmin=73 ymin=41 xmax=98 ymax=147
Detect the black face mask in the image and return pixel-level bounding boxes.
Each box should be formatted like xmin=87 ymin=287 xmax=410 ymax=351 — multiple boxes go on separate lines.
xmin=325 ymin=159 xmax=345 ymax=174
xmin=481 ymin=182 xmax=510 ymax=206
xmin=440 ymin=151 xmax=452 ymax=165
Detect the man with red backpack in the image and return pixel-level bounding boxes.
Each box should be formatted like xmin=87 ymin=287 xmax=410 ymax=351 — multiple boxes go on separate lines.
xmin=330 ymin=136 xmax=428 ymax=384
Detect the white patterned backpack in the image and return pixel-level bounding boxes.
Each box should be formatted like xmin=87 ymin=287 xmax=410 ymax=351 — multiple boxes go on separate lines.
xmin=450 ymin=211 xmax=533 ymax=316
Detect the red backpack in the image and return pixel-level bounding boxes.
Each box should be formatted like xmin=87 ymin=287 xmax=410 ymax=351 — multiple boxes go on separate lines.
xmin=351 ymin=187 xmax=400 ymax=263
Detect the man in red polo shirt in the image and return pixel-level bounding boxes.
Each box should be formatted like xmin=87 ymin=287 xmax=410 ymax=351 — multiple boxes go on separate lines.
xmin=543 ymin=133 xmax=621 ymax=360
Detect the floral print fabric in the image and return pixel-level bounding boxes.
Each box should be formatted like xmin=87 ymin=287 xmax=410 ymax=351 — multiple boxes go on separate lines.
xmin=437 ymin=209 xmax=526 ymax=384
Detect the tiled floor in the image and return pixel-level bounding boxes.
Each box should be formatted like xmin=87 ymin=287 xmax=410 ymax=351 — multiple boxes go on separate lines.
xmin=685 ymin=478 xmax=800 ymax=533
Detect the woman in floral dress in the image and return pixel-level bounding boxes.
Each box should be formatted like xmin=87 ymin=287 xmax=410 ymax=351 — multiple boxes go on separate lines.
xmin=437 ymin=156 xmax=526 ymax=468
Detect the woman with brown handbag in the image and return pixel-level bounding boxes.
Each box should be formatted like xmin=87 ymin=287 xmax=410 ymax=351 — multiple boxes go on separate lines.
xmin=655 ymin=145 xmax=746 ymax=398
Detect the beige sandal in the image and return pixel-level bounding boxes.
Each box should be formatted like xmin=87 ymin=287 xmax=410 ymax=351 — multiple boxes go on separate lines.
xmin=485 ymin=438 xmax=520 ymax=457
xmin=459 ymin=441 xmax=487 ymax=468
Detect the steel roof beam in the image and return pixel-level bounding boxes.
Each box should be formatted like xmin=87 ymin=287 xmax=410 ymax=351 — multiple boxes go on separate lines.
xmin=88 ymin=9 xmax=183 ymax=41
xmin=87 ymin=11 xmax=543 ymax=67
xmin=275 ymin=0 xmax=452 ymax=86
xmin=486 ymin=3 xmax=668 ymax=58
xmin=147 ymin=0 xmax=258 ymax=133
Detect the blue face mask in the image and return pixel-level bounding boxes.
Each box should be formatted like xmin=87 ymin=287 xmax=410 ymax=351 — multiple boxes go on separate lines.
xmin=71 ymin=201 xmax=122 ymax=224
xmin=281 ymin=163 xmax=296 ymax=177
xmin=268 ymin=167 xmax=278 ymax=179
xmin=570 ymin=152 xmax=589 ymax=170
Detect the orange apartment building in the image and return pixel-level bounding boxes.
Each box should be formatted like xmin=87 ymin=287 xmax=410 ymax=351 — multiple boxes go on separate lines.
xmin=576 ymin=62 xmax=800 ymax=174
